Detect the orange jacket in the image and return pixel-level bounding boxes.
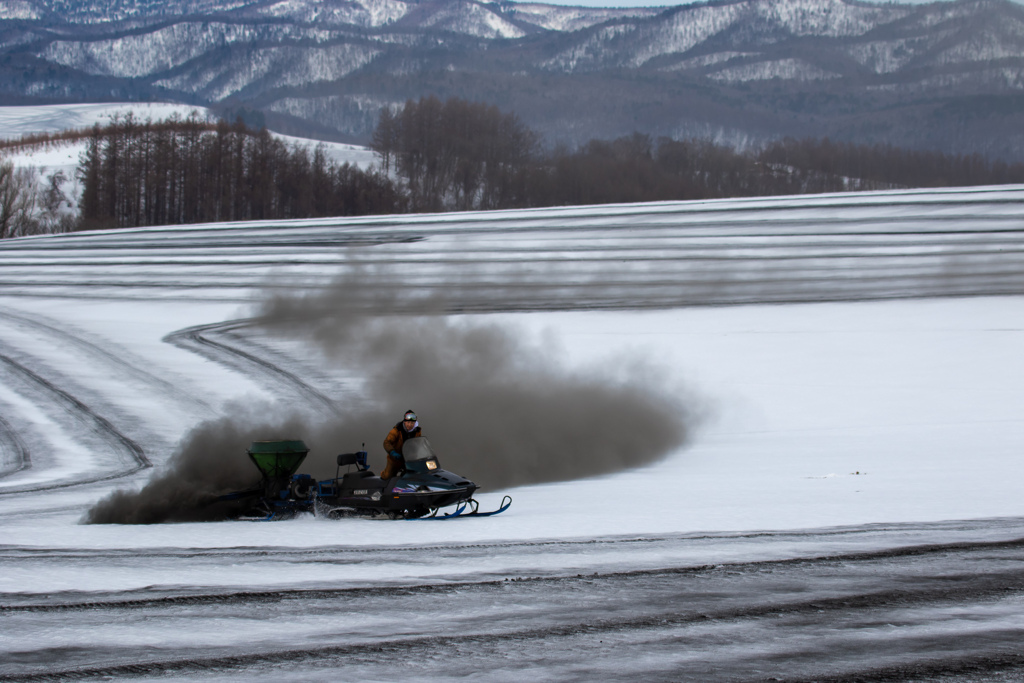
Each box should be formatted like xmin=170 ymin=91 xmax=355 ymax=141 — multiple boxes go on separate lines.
xmin=383 ymin=422 xmax=422 ymax=456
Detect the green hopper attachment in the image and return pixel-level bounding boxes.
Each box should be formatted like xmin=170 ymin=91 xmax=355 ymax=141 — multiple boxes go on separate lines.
xmin=247 ymin=440 xmax=310 ymax=480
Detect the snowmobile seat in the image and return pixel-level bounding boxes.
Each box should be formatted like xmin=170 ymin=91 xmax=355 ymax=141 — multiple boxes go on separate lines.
xmin=337 ymin=451 xmax=369 ymax=469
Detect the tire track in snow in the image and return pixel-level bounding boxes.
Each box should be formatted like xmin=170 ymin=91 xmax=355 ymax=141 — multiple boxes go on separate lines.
xmin=4 ymin=531 xmax=1024 ymax=611
xmin=162 ymin=319 xmax=338 ymax=416
xmin=0 ymin=305 xmax=212 ymax=414
xmin=5 ymin=539 xmax=1024 ymax=681
xmin=0 ymin=351 xmax=149 ymax=495
xmin=0 ymin=415 xmax=30 ymax=478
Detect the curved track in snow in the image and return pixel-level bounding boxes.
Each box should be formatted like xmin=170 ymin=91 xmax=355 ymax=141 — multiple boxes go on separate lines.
xmin=0 ymin=303 xmax=213 ymax=497
xmin=0 ymin=347 xmax=149 ymax=494
xmin=163 ymin=320 xmax=339 ymax=416
xmin=0 ymin=414 xmax=30 ymax=478
xmin=0 ymin=305 xmax=212 ymax=414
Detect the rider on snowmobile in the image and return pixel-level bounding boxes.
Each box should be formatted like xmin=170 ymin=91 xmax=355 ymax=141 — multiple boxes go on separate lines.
xmin=381 ymin=410 xmax=421 ymax=479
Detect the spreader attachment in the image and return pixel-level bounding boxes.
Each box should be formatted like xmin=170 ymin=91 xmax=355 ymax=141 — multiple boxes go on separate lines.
xmin=247 ymin=440 xmax=309 ymax=479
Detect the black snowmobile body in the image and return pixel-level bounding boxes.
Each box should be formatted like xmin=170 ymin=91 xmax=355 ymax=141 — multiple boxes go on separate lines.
xmin=317 ymin=438 xmax=479 ymax=519
xmin=223 ymin=437 xmax=507 ymax=520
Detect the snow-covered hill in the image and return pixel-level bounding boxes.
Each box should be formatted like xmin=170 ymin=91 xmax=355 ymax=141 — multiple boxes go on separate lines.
xmin=0 ymin=103 xmax=375 ymax=168
xmin=0 ymin=103 xmax=376 ymax=229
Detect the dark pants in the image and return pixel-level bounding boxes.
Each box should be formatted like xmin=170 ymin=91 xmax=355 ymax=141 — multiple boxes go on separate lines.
xmin=381 ymin=454 xmax=404 ymax=479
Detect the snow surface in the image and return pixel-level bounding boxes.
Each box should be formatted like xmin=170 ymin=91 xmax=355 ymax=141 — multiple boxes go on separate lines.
xmin=2 ymin=103 xmax=1024 ymax=674
xmin=0 ymin=103 xmax=376 ymax=170
xmin=0 ymin=184 xmax=1022 ymax=595
xmin=2 ymin=295 xmax=1024 ymax=561
xmin=0 ymin=102 xmax=209 ymax=136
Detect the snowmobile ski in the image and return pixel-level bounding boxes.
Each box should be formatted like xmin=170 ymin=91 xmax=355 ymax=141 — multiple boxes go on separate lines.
xmin=411 ymin=495 xmax=512 ymax=520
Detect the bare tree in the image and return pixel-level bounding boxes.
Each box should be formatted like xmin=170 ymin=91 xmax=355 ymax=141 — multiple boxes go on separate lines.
xmin=37 ymin=170 xmax=76 ymax=233
xmin=375 ymin=96 xmax=539 ymax=212
xmin=371 ymin=106 xmax=398 ymax=175
xmin=0 ymin=160 xmax=39 ymax=238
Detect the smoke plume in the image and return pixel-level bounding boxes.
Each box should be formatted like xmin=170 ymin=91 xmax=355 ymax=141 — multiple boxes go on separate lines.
xmin=87 ymin=272 xmax=695 ymax=524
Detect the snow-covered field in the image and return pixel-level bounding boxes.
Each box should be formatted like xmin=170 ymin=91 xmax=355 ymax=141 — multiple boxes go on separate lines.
xmin=2 ymin=182 xmax=1024 ymax=680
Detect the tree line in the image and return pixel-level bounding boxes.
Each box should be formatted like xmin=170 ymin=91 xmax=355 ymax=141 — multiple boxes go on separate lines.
xmin=3 ymin=97 xmax=1024 ymax=237
xmin=76 ymin=112 xmax=400 ymax=230
xmin=372 ymin=96 xmax=538 ymax=212
xmin=373 ymin=96 xmax=1024 ymax=210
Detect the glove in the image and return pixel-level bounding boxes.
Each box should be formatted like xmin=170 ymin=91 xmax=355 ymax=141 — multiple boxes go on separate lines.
xmin=390 ymin=451 xmax=401 ymax=459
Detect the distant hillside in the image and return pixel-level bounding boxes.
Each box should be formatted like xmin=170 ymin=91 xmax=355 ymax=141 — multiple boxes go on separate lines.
xmin=2 ymin=0 xmax=1023 ymax=158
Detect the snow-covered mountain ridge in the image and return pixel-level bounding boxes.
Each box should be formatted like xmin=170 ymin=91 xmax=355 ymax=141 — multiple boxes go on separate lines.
xmin=2 ymin=0 xmax=1023 ymax=158
xmin=4 ymin=0 xmax=659 ymax=31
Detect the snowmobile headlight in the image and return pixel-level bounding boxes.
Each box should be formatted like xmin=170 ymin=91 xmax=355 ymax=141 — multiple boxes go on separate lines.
xmin=426 ymin=459 xmax=438 ymax=471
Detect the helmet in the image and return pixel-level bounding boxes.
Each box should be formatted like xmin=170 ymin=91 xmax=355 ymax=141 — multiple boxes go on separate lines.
xmin=403 ymin=410 xmax=417 ymax=421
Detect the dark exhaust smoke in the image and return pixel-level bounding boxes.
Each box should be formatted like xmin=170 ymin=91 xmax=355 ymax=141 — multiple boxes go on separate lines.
xmin=86 ymin=272 xmax=695 ymax=524
xmin=86 ymin=409 xmax=314 ymax=524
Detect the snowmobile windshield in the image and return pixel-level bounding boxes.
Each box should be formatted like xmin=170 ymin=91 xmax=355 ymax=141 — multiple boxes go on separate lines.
xmin=403 ymin=437 xmax=437 ymax=462
xmin=403 ymin=437 xmax=441 ymax=473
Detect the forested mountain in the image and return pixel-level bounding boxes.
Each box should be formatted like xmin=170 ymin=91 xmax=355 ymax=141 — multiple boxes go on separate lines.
xmin=2 ymin=0 xmax=1023 ymax=158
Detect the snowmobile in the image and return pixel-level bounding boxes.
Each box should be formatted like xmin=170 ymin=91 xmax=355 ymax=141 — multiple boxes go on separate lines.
xmin=223 ymin=437 xmax=510 ymax=521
